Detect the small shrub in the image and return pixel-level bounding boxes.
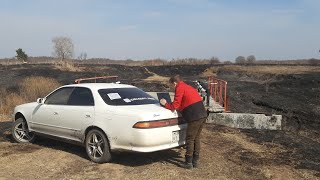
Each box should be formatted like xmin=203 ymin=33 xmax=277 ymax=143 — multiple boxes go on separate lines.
xmin=0 ymin=77 xmax=61 ymax=117
xmin=0 ymin=88 xmax=8 ymax=115
xmin=20 ymin=76 xmax=61 ymax=102
xmin=54 ymin=60 xmax=81 ymax=72
xmin=201 ymin=67 xmax=218 ymax=77
xmin=1 ymin=92 xmax=26 ymax=115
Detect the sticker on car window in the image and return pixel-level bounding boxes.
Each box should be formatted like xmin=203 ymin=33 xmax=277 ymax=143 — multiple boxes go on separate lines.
xmin=123 ymin=98 xmax=131 ymax=103
xmin=129 ymin=97 xmax=156 ymax=101
xmin=107 ymin=93 xmax=121 ymax=100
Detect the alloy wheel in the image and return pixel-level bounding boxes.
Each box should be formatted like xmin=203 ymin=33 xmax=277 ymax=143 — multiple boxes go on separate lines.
xmin=13 ymin=121 xmax=35 ymax=143
xmin=87 ymin=133 xmax=105 ymax=159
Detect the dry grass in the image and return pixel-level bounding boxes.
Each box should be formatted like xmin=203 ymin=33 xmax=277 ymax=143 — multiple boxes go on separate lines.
xmin=144 ymin=74 xmax=169 ymax=82
xmin=0 ymin=114 xmax=10 ymax=122
xmin=0 ymin=92 xmax=26 ymax=116
xmin=144 ymin=67 xmax=169 ymax=82
xmin=201 ymin=67 xmax=219 ymax=77
xmin=20 ymin=76 xmax=61 ymax=102
xmin=54 ymin=60 xmax=82 ymax=72
xmin=221 ymin=133 xmax=266 ymax=153
xmin=0 ymin=77 xmax=61 ymax=117
xmin=221 ymin=65 xmax=320 ymax=75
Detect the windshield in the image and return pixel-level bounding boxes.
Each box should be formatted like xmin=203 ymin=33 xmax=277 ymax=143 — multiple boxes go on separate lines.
xmin=98 ymin=88 xmax=159 ymax=106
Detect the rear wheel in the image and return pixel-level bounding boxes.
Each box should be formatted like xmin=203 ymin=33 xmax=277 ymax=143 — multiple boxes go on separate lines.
xmin=85 ymin=129 xmax=112 ymax=163
xmin=12 ymin=118 xmax=36 ymax=143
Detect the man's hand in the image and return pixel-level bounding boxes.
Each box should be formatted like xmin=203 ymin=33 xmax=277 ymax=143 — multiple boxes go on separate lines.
xmin=160 ymin=98 xmax=167 ymax=106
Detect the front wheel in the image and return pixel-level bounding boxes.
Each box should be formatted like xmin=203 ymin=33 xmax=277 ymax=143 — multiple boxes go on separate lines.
xmin=85 ymin=129 xmax=112 ymax=163
xmin=12 ymin=118 xmax=36 ymax=143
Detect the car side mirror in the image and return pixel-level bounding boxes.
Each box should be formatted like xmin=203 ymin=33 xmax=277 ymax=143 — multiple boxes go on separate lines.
xmin=37 ymin=98 xmax=45 ymax=104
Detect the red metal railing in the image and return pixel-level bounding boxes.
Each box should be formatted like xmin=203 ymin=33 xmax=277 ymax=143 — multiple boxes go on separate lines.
xmin=208 ymin=76 xmax=228 ymax=112
xmin=75 ymin=76 xmax=118 ymax=84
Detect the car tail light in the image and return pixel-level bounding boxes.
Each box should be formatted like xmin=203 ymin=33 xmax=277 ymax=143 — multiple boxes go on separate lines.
xmin=133 ymin=118 xmax=183 ymax=129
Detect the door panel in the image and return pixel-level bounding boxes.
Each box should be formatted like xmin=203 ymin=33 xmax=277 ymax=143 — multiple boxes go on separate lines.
xmin=30 ymin=87 xmax=74 ymax=137
xmin=31 ymin=104 xmax=62 ymax=135
xmin=31 ymin=87 xmax=96 ymax=141
xmin=56 ymin=87 xmax=95 ymax=141
xmin=58 ymin=106 xmax=95 ymax=141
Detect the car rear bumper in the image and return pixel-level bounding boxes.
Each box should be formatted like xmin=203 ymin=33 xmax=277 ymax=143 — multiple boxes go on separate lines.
xmin=130 ymin=124 xmax=187 ymax=152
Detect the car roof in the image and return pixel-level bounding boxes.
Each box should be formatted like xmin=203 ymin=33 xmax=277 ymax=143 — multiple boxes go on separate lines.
xmin=62 ymin=83 xmax=135 ymax=90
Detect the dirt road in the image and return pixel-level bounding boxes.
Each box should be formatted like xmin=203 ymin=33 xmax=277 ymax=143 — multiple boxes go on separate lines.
xmin=1 ymin=120 xmax=319 ymax=180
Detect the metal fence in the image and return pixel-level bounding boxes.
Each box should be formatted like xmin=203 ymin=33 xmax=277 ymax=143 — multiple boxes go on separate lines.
xmin=208 ymin=76 xmax=228 ymax=112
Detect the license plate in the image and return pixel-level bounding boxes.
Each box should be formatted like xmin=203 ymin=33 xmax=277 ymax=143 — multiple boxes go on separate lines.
xmin=172 ymin=130 xmax=187 ymax=143
xmin=172 ymin=131 xmax=179 ymax=143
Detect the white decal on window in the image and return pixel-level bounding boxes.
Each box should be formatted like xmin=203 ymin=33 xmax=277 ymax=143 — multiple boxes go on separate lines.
xmin=129 ymin=97 xmax=156 ymax=101
xmin=107 ymin=93 xmax=121 ymax=100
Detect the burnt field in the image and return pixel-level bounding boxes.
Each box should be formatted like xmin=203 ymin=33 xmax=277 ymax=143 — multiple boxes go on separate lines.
xmin=1 ymin=63 xmax=318 ymax=133
xmin=0 ymin=63 xmax=320 ymax=179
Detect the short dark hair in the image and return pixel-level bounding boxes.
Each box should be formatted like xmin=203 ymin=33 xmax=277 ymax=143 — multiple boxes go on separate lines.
xmin=169 ymin=75 xmax=182 ymax=84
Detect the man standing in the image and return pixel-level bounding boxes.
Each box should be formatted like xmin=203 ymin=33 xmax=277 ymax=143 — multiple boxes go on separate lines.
xmin=160 ymin=75 xmax=207 ymax=169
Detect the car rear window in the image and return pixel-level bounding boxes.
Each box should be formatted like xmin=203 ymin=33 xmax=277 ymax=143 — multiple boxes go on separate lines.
xmin=98 ymin=88 xmax=158 ymax=106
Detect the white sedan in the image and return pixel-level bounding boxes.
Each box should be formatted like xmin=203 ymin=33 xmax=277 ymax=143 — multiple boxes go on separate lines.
xmin=12 ymin=83 xmax=187 ymax=163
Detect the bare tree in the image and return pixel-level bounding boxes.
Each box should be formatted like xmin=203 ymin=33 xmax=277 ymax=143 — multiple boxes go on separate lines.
xmin=52 ymin=36 xmax=74 ymax=61
xmin=209 ymin=56 xmax=220 ymax=64
xmin=247 ymin=55 xmax=256 ymax=64
xmin=235 ymin=56 xmax=246 ymax=64
xmin=78 ymin=52 xmax=87 ymax=61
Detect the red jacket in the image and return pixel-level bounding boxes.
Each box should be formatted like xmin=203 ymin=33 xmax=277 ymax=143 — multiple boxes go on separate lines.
xmin=165 ymin=81 xmax=202 ymax=111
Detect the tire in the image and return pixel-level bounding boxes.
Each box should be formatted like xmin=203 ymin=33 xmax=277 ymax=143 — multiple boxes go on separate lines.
xmin=12 ymin=118 xmax=36 ymax=143
xmin=85 ymin=129 xmax=112 ymax=163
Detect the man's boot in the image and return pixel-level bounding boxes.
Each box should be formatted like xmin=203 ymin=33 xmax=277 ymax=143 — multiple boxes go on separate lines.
xmin=193 ymin=154 xmax=199 ymax=168
xmin=181 ymin=155 xmax=193 ymax=169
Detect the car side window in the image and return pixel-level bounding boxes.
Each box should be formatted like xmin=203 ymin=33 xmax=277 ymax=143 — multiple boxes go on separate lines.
xmin=45 ymin=87 xmax=74 ymax=105
xmin=67 ymin=87 xmax=94 ymax=106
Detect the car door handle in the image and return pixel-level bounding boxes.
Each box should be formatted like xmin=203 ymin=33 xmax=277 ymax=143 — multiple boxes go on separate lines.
xmin=53 ymin=112 xmax=58 ymax=115
xmin=85 ymin=114 xmax=91 ymax=118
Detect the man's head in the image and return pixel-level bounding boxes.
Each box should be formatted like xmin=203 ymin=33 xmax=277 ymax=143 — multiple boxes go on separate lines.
xmin=169 ymin=75 xmax=182 ymax=87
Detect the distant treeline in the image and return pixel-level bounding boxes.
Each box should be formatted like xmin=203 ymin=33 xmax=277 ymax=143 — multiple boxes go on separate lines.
xmin=0 ymin=56 xmax=319 ymax=66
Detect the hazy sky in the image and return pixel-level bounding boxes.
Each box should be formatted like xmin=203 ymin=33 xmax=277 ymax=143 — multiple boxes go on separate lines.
xmin=1 ymin=0 xmax=319 ymax=61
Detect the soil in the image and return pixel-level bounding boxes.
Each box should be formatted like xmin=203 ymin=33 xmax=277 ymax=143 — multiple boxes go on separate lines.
xmin=0 ymin=63 xmax=319 ymax=179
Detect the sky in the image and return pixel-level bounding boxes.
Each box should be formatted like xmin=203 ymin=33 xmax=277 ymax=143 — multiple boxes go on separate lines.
xmin=0 ymin=0 xmax=320 ymax=61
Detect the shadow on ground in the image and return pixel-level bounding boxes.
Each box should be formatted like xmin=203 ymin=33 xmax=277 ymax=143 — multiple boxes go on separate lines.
xmin=0 ymin=121 xmax=183 ymax=167
xmin=112 ymin=149 xmax=183 ymax=167
xmin=34 ymin=137 xmax=183 ymax=167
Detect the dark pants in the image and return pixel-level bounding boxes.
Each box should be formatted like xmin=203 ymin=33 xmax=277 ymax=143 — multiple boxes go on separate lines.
xmin=185 ymin=118 xmax=206 ymax=157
